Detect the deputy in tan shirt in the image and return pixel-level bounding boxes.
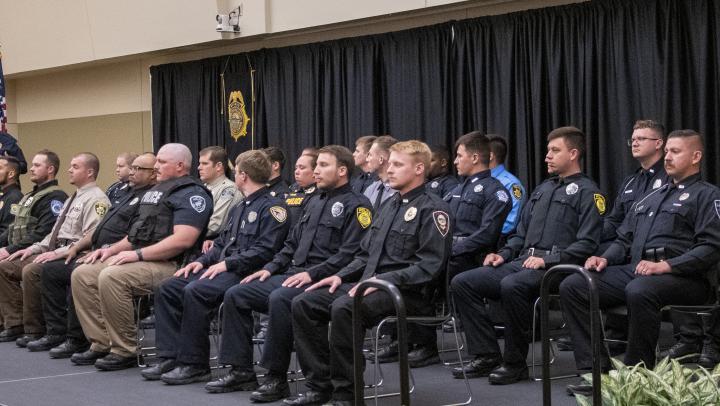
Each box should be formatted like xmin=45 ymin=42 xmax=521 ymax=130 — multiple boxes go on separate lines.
xmin=198 ymin=146 xmax=242 ymax=252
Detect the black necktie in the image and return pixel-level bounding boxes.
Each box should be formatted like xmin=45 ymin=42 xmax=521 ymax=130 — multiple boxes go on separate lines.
xmin=373 ymin=182 xmax=385 ymax=210
xmin=48 ymin=191 xmax=77 ymax=250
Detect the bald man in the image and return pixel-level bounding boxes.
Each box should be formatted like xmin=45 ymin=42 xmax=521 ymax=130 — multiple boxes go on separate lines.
xmin=72 ymin=144 xmax=213 ymax=371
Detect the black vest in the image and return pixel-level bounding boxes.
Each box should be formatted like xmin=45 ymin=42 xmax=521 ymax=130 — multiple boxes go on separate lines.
xmin=127 ymin=176 xmax=206 ymax=248
xmin=91 ymin=185 xmax=151 ymax=249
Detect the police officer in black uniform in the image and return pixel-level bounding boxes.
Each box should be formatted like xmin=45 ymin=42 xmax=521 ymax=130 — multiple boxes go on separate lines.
xmin=426 ymin=145 xmax=458 ymax=198
xmin=0 ymin=157 xmax=23 ymax=234
xmin=287 ymin=140 xmax=451 ymax=406
xmin=451 ymin=127 xmax=605 ymax=383
xmin=204 ymin=146 xmax=371 ymax=401
xmin=563 ymin=129 xmax=720 ymax=396
xmin=0 ymin=150 xmax=67 ymax=342
xmin=105 ymin=152 xmax=136 ymax=206
xmin=350 ymin=135 xmax=378 ymax=194
xmin=36 ymin=153 xmax=157 ymax=361
xmin=285 ymin=149 xmax=318 ymax=229
xmin=263 ymin=147 xmax=290 ymax=198
xmin=139 ymin=150 xmax=289 ymax=384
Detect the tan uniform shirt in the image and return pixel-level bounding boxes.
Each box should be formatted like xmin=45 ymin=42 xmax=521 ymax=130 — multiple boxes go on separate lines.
xmin=31 ymin=182 xmax=110 ymax=255
xmin=206 ymin=175 xmax=243 ymax=235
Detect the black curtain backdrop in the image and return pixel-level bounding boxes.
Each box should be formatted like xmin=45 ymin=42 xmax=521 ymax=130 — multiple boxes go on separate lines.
xmin=152 ymin=0 xmax=720 ymax=198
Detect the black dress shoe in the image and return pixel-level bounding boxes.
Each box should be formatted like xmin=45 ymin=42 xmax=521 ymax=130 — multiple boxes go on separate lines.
xmin=698 ymin=343 xmax=720 ymax=369
xmin=141 ymin=358 xmax=178 ymax=380
xmin=366 ymin=340 xmax=399 ymax=363
xmin=283 ymin=390 xmax=332 ymax=405
xmin=95 ymin=353 xmax=137 ymax=371
xmin=49 ymin=339 xmax=89 ymax=359
xmin=205 ymin=368 xmax=258 ymax=393
xmin=27 ymin=335 xmax=66 ymax=352
xmin=488 ymin=364 xmax=529 ymax=385
xmin=442 ymin=319 xmax=463 ymax=333
xmin=161 ymin=364 xmax=212 ymax=385
xmin=408 ymin=345 xmax=440 ymax=368
xmin=0 ymin=326 xmax=24 ymax=342
xmin=658 ymin=341 xmax=701 ymax=363
xmin=250 ymin=375 xmax=290 ymax=403
xmin=452 ymin=354 xmax=502 ymax=378
xmin=566 ymin=379 xmax=593 ymax=397
xmin=15 ymin=333 xmax=42 ymax=348
xmin=71 ymin=349 xmax=110 ymax=365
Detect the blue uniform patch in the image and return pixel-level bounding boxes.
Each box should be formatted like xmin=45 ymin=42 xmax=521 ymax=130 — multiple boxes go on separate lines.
xmin=50 ymin=200 xmax=64 ymax=216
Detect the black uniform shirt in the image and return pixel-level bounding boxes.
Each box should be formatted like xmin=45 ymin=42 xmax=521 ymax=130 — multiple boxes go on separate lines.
xmin=106 ymin=180 xmax=131 ymax=206
xmin=351 ymin=170 xmax=379 ymax=195
xmin=445 ymin=170 xmax=511 ymax=257
xmin=267 ymin=176 xmax=290 ymax=198
xmin=0 ymin=184 xmax=23 ymax=235
xmin=498 ymin=172 xmax=605 ymax=267
xmin=197 ymin=187 xmax=289 ymax=275
xmin=265 ymin=183 xmax=372 ymax=280
xmin=602 ymin=158 xmax=668 ymax=242
xmin=426 ymin=174 xmax=459 ymax=199
xmin=336 ymin=184 xmax=451 ymax=289
xmin=91 ymin=184 xmax=152 ymax=249
xmin=604 ymin=173 xmax=720 ymax=275
xmin=284 ymin=184 xmax=318 ymax=230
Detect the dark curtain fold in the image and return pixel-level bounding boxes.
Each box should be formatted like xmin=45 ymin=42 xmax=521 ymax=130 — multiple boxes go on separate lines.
xmin=152 ymin=0 xmax=720 ymax=196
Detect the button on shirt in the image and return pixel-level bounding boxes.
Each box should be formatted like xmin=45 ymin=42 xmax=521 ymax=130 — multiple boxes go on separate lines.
xmin=445 ymin=170 xmax=511 ymax=257
xmin=31 ymin=182 xmax=110 ymax=255
xmin=196 ymin=187 xmax=290 ymax=274
xmin=265 ymin=183 xmax=372 ymax=280
xmin=603 ymin=173 xmax=720 ymax=274
xmin=336 ymin=185 xmax=451 ymax=290
xmin=498 ymin=173 xmax=605 ymax=267
xmin=602 ymin=158 xmax=668 ymax=242
xmin=491 ymin=164 xmax=526 ymax=235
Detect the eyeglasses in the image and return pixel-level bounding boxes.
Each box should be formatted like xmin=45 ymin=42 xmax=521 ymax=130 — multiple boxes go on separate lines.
xmin=130 ymin=166 xmax=155 ymax=172
xmin=626 ymin=137 xmax=661 ymax=147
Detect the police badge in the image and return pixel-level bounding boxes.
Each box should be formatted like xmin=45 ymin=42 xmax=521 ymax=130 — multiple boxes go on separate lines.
xmin=331 ymin=202 xmax=344 ymax=217
xmin=404 ymin=207 xmax=417 ymax=221
xmin=566 ymin=183 xmax=579 ymax=195
xmin=228 ymin=90 xmax=250 ymax=141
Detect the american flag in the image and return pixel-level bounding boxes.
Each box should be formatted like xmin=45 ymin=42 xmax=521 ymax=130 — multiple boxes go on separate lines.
xmin=0 ymin=51 xmax=6 ymax=132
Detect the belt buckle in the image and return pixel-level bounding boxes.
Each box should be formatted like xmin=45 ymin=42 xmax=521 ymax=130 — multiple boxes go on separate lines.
xmin=527 ymin=248 xmax=535 ymax=257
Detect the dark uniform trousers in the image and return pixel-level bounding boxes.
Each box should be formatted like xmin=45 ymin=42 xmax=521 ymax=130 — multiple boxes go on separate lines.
xmin=40 ymin=258 xmax=85 ymax=339
xmin=559 ymin=264 xmax=709 ymax=369
xmin=670 ymin=308 xmax=720 ymax=346
xmin=154 ymin=270 xmax=240 ymax=366
xmin=292 ymin=284 xmax=434 ymax=401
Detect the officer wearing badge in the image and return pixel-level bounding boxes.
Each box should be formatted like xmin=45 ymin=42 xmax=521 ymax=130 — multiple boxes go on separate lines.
xmin=351 ymin=135 xmax=379 ymax=194
xmin=363 ymin=136 xmax=398 ymax=210
xmin=426 ymin=145 xmax=458 ymax=198
xmin=288 ymin=141 xmax=450 ymax=405
xmin=0 ymin=156 xmax=23 ymax=235
xmin=139 ymin=150 xmax=289 ymax=385
xmin=284 ymin=149 xmax=319 ymax=229
xmin=204 ymin=145 xmax=371 ymax=402
xmin=0 ymin=151 xmax=67 ymax=342
xmin=262 ymin=147 xmax=290 ymax=198
xmin=106 ymin=152 xmax=137 ymax=206
xmin=198 ymin=146 xmax=243 ymax=240
xmin=488 ymin=135 xmax=526 ymax=241
xmin=0 ymin=152 xmax=109 ymax=349
xmin=31 ymin=153 xmax=157 ymax=361
xmin=451 ymin=127 xmax=605 ymax=384
xmin=562 ymin=129 xmax=720 ymax=396
xmin=70 ymin=143 xmax=213 ymax=371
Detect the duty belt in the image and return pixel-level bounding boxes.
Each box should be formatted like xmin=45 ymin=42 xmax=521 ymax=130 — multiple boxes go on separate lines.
xmin=642 ymin=247 xmax=667 ymax=262
xmin=521 ymin=247 xmax=556 ymax=257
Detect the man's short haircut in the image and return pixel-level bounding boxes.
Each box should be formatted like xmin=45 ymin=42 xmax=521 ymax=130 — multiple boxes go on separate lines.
xmin=429 ymin=145 xmax=451 ymax=163
xmin=487 ymin=135 xmax=508 ymax=164
xmin=371 ymin=135 xmax=398 ymax=156
xmin=667 ymin=129 xmax=705 ymax=152
xmin=235 ymin=150 xmax=272 ymax=184
xmin=0 ymin=156 xmax=21 ymax=180
xmin=317 ymin=145 xmax=355 ymax=176
xmin=389 ymin=140 xmax=432 ymax=175
xmin=455 ymin=131 xmax=491 ymax=165
xmin=633 ymin=119 xmax=666 ymax=141
xmin=118 ymin=152 xmax=139 ymax=166
xmin=547 ymin=126 xmax=586 ymax=159
xmin=262 ymin=147 xmax=287 ymax=171
xmin=199 ymin=146 xmax=229 ymax=166
xmin=355 ymin=135 xmax=378 ymax=154
xmin=37 ymin=149 xmax=60 ymax=176
xmin=77 ymin=152 xmax=100 ymax=179
xmin=160 ymin=143 xmax=193 ymax=168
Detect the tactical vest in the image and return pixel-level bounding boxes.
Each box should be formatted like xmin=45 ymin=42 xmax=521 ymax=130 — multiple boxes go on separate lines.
xmin=127 ymin=176 xmax=206 ymax=248
xmin=8 ymin=185 xmax=63 ymax=246
xmin=91 ymin=186 xmax=150 ymax=249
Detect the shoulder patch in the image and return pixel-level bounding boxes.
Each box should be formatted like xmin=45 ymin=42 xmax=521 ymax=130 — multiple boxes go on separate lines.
xmin=189 ymin=195 xmax=207 ymax=213
xmin=269 ymin=206 xmax=287 ymax=223
xmin=496 ymin=190 xmax=509 ymax=203
xmin=94 ymin=201 xmax=109 ymax=217
xmin=594 ymin=194 xmax=606 ymax=215
xmin=50 ymin=200 xmax=64 ymax=216
xmin=432 ymin=211 xmax=450 ymax=237
xmin=219 ymin=187 xmax=236 ymax=200
xmin=356 ymin=207 xmax=372 ymax=229
xmin=511 ymin=184 xmax=523 ymax=200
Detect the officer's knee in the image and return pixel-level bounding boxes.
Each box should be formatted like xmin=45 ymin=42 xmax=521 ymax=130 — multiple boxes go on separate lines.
xmin=450 ymin=269 xmax=473 ymax=295
xmin=21 ymin=263 xmax=41 ymax=280
xmin=624 ymin=280 xmax=653 ymax=307
xmin=559 ymin=275 xmax=584 ymax=301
